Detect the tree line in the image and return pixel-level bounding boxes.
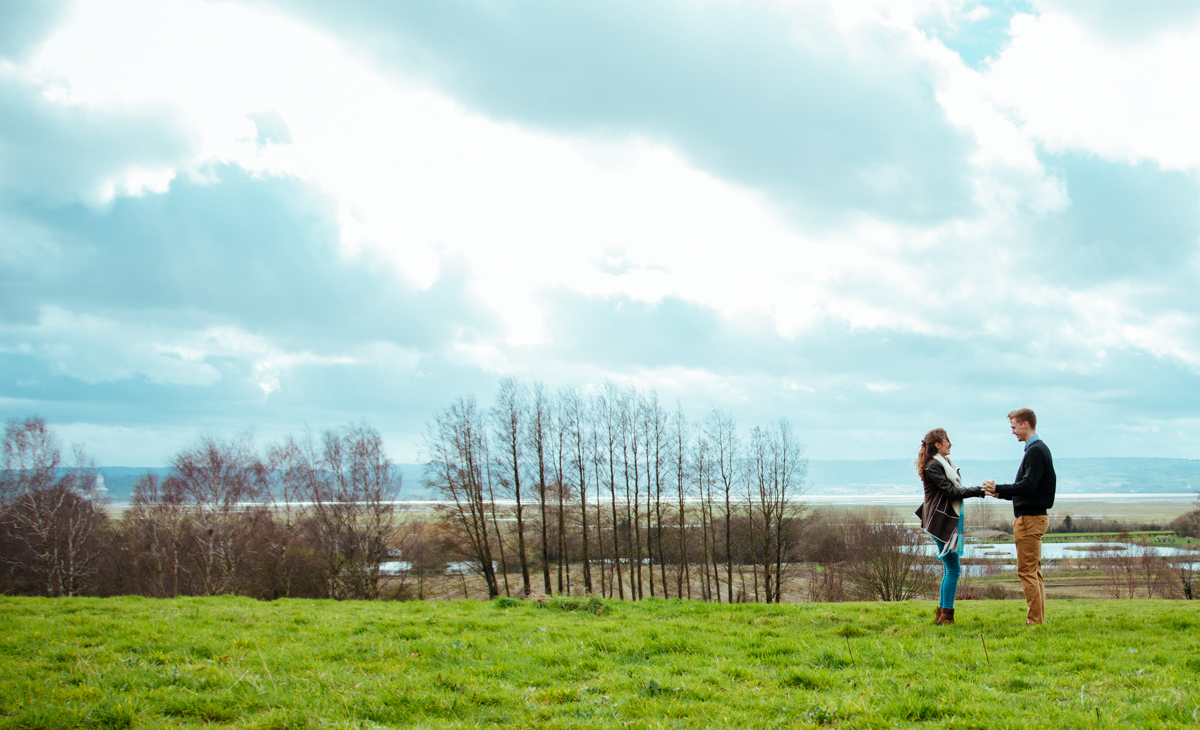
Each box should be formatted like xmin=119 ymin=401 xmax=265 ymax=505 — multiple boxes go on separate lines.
xmin=0 ymin=380 xmax=823 ymax=602
xmin=0 ymin=417 xmax=403 ymax=599
xmin=425 ymin=379 xmax=808 ymax=603
xmin=4 ymin=379 xmax=1198 ymax=601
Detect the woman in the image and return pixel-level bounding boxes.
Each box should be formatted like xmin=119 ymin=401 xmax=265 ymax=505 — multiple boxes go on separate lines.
xmin=914 ymin=428 xmax=983 ymax=625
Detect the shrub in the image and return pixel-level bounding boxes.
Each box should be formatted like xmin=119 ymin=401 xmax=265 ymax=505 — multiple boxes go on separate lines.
xmin=1168 ymin=510 xmax=1200 ymax=539
xmin=536 ymin=595 xmax=609 ymax=615
xmin=981 ymin=583 xmax=1015 ymax=600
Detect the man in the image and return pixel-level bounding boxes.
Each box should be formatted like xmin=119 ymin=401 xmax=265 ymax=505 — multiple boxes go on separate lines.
xmin=983 ymin=408 xmax=1056 ymax=625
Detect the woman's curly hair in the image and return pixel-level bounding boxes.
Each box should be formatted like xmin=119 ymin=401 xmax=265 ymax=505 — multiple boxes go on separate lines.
xmin=914 ymin=428 xmax=948 ymax=478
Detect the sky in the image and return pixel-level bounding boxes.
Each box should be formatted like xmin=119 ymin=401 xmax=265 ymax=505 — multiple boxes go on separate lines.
xmin=3 ymin=0 xmax=1200 ymax=465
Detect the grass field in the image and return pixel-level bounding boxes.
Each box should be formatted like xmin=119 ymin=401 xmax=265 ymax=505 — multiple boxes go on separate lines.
xmin=3 ymin=596 xmax=1199 ymax=729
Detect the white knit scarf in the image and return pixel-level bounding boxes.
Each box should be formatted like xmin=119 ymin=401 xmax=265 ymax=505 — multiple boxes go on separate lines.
xmin=932 ymin=454 xmax=964 ymax=557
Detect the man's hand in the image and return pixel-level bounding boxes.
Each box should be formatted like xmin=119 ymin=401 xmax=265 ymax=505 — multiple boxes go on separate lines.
xmin=982 ymin=480 xmax=997 ymax=497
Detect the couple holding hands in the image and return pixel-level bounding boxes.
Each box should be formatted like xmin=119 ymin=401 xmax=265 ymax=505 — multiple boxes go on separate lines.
xmin=915 ymin=408 xmax=1057 ymax=626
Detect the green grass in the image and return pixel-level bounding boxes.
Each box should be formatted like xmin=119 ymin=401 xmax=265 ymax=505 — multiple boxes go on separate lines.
xmin=2 ymin=596 xmax=1199 ymax=729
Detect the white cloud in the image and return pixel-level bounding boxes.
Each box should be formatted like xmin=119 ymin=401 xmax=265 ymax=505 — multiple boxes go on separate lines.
xmin=0 ymin=307 xmax=353 ymax=391
xmin=23 ymin=0 xmax=958 ymax=352
xmin=21 ymin=0 xmax=1194 ymax=364
xmin=987 ymin=10 xmax=1200 ymax=170
xmin=865 ymin=382 xmax=902 ymax=392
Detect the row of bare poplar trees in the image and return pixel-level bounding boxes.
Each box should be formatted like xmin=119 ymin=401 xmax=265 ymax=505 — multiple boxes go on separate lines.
xmin=425 ymin=379 xmax=809 ymax=602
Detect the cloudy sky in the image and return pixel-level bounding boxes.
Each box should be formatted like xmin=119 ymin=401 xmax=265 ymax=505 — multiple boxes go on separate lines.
xmin=3 ymin=0 xmax=1200 ymax=465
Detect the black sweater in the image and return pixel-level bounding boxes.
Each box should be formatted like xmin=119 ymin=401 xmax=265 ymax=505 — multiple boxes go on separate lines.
xmin=996 ymin=439 xmax=1056 ymax=517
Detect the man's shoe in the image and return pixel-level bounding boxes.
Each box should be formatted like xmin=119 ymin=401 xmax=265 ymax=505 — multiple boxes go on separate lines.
xmin=937 ymin=608 xmax=955 ymax=625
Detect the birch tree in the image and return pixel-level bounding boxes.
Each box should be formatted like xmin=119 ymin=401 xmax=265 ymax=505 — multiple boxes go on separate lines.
xmin=126 ymin=472 xmax=189 ymax=597
xmin=1 ymin=418 xmax=107 ymax=597
xmin=263 ymin=432 xmax=321 ymax=598
xmin=171 ymin=434 xmax=265 ymax=596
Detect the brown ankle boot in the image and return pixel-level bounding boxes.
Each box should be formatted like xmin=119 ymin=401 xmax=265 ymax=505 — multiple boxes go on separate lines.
xmin=934 ymin=607 xmax=944 ymax=623
xmin=937 ymin=608 xmax=955 ymax=625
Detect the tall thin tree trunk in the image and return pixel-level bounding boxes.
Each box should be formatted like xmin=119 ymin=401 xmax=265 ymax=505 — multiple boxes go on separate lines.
xmin=486 ymin=461 xmax=511 ymax=597
xmin=535 ymin=404 xmax=552 ymax=596
xmin=608 ymin=447 xmax=625 ymax=601
xmin=577 ymin=421 xmax=593 ymax=594
xmin=676 ymin=424 xmax=687 ymax=600
xmin=557 ymin=433 xmax=566 ymax=594
xmin=725 ymin=492 xmax=733 ymax=604
xmin=594 ymin=450 xmax=606 ymax=597
xmin=645 ymin=436 xmax=656 ymax=598
xmin=626 ymin=439 xmax=642 ymax=600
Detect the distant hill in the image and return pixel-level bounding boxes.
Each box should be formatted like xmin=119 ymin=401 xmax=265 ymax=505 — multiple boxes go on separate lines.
xmin=806 ymin=458 xmax=1200 ymax=495
xmin=93 ymin=458 xmax=1200 ymax=503
xmin=94 ymin=465 xmax=429 ymax=503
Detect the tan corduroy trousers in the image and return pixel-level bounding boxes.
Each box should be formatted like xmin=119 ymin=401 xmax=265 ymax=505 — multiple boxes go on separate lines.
xmin=1014 ymin=515 xmax=1049 ymax=624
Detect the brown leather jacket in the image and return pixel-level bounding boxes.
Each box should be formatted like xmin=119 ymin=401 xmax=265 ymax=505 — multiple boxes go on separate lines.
xmin=915 ymin=459 xmax=983 ymax=544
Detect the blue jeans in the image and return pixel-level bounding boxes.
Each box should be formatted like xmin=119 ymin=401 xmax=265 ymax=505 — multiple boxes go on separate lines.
xmin=933 ymin=537 xmax=960 ymax=609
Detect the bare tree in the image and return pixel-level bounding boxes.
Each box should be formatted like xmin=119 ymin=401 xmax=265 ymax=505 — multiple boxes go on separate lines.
xmin=803 ymin=511 xmax=848 ymax=603
xmin=771 ymin=420 xmax=807 ymax=602
xmin=1168 ymin=492 xmax=1200 ymax=599
xmin=746 ymin=421 xmax=808 ymax=603
xmin=844 ymin=508 xmax=933 ymax=601
xmin=1166 ymin=546 xmax=1198 ymax=600
xmin=623 ymin=388 xmax=644 ymax=599
xmin=692 ymin=431 xmax=717 ymax=601
xmin=336 ymin=422 xmax=402 ymax=599
xmin=304 ymin=432 xmax=353 ymax=599
xmin=2 ymin=418 xmax=107 ymax=597
xmin=1 ymin=417 xmax=59 ymax=501
xmin=671 ymin=403 xmax=691 ymax=599
xmin=529 ymin=383 xmax=553 ymax=596
xmin=426 ymin=397 xmax=500 ymax=598
xmin=1133 ymin=539 xmax=1170 ymax=599
xmin=172 ymin=434 xmax=265 ymax=596
xmin=705 ymin=409 xmax=740 ymax=603
xmin=493 ymin=378 xmax=532 ymax=597
xmin=484 ymin=451 xmax=510 ymax=597
xmin=305 ymin=425 xmax=401 ymax=600
xmin=125 ymin=472 xmax=189 ymax=597
xmin=748 ymin=426 xmax=770 ymax=602
xmin=1091 ymin=542 xmax=1137 ymax=599
xmin=563 ymin=388 xmax=594 ymax=593
xmin=644 ymin=391 xmax=667 ymax=597
xmin=589 ymin=393 xmax=609 ymax=596
xmin=800 ymin=508 xmax=850 ymax=602
xmin=972 ymin=494 xmax=1001 ymax=533
xmin=599 ymin=382 xmax=626 ymax=599
xmin=395 ymin=517 xmax=445 ymax=600
xmin=550 ymin=388 xmax=572 ymax=593
xmin=263 ymin=433 xmax=321 ymax=598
